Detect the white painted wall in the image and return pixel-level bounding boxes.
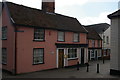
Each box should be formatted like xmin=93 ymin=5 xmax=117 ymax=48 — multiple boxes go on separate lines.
xmin=110 ymin=18 xmax=120 ymax=70
xmin=99 ymin=27 xmax=111 ymax=50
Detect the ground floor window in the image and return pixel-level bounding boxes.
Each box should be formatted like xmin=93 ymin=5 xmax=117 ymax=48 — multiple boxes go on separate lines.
xmin=33 ymin=48 xmax=44 ymax=64
xmin=91 ymin=50 xmax=95 ymax=58
xmin=2 ymin=48 xmax=7 ymax=64
xmin=68 ymin=48 xmax=77 ymax=59
xmin=98 ymin=49 xmax=102 ymax=57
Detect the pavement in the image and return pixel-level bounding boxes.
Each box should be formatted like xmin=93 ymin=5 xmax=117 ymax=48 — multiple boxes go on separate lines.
xmin=2 ymin=60 xmax=120 ymax=78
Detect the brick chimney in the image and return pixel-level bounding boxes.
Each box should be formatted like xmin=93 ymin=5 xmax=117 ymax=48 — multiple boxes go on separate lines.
xmin=42 ymin=0 xmax=55 ymax=13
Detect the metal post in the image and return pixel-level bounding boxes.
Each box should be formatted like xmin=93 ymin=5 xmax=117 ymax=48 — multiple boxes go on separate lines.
xmin=86 ymin=63 xmax=89 ymax=72
xmin=97 ymin=63 xmax=99 ymax=73
xmin=77 ymin=61 xmax=79 ymax=70
xmin=103 ymin=57 xmax=104 ymax=64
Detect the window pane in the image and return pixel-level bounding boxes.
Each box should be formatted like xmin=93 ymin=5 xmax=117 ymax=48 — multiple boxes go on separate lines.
xmin=33 ymin=48 xmax=44 ymax=64
xmin=74 ymin=33 xmax=79 ymax=42
xmin=2 ymin=48 xmax=7 ymax=64
xmin=58 ymin=31 xmax=64 ymax=41
xmin=34 ymin=29 xmax=44 ymax=40
xmin=68 ymin=48 xmax=77 ymax=59
xmin=2 ymin=27 xmax=7 ymax=39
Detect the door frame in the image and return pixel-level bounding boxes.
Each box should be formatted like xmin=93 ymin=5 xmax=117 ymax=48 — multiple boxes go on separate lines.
xmin=56 ymin=48 xmax=65 ymax=68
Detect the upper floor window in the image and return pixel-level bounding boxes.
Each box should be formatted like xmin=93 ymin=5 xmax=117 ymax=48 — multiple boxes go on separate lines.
xmin=92 ymin=40 xmax=95 ymax=47
xmin=33 ymin=48 xmax=44 ymax=64
xmin=2 ymin=27 xmax=7 ymax=40
xmin=68 ymin=48 xmax=77 ymax=59
xmin=58 ymin=31 xmax=65 ymax=41
xmin=73 ymin=33 xmax=79 ymax=42
xmin=34 ymin=28 xmax=45 ymax=41
xmin=106 ymin=36 xmax=109 ymax=44
xmin=98 ymin=40 xmax=101 ymax=47
xmin=2 ymin=48 xmax=7 ymax=64
xmin=103 ymin=36 xmax=105 ymax=43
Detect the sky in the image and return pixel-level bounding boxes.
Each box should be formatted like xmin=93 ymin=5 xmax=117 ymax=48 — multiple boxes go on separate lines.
xmin=1 ymin=0 xmax=120 ymax=25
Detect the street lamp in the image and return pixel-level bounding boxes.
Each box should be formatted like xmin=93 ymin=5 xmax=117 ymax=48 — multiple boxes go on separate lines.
xmin=102 ymin=29 xmax=105 ymax=64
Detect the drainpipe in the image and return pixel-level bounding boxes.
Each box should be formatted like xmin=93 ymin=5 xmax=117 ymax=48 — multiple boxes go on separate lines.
xmin=14 ymin=26 xmax=17 ymax=75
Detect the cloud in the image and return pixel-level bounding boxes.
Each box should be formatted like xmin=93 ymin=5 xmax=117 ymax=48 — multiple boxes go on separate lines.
xmin=89 ymin=0 xmax=119 ymax=2
xmin=56 ymin=0 xmax=88 ymax=7
xmin=79 ymin=12 xmax=111 ymax=25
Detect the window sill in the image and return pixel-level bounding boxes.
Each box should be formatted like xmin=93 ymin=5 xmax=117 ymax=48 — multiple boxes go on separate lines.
xmin=73 ymin=41 xmax=79 ymax=43
xmin=33 ymin=62 xmax=44 ymax=65
xmin=68 ymin=58 xmax=78 ymax=61
xmin=2 ymin=63 xmax=7 ymax=65
xmin=57 ymin=40 xmax=65 ymax=42
xmin=33 ymin=39 xmax=45 ymax=42
xmin=1 ymin=39 xmax=7 ymax=40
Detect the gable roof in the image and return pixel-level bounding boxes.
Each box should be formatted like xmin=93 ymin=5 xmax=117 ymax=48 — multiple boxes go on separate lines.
xmin=108 ymin=9 xmax=120 ymax=19
xmin=84 ymin=27 xmax=102 ymax=40
xmin=2 ymin=2 xmax=87 ymax=33
xmin=85 ymin=23 xmax=110 ymax=34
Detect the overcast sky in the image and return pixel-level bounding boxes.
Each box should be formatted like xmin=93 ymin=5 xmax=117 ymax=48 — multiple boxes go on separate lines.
xmin=1 ymin=0 xmax=119 ymax=25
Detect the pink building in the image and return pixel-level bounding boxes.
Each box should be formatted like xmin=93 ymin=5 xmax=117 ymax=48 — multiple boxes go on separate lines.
xmin=1 ymin=1 xmax=88 ymax=74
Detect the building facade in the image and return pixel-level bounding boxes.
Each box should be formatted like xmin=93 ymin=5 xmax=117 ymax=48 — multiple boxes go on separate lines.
xmin=1 ymin=2 xmax=88 ymax=74
xmin=108 ymin=9 xmax=120 ymax=75
xmin=85 ymin=23 xmax=110 ymax=59
xmin=85 ymin=27 xmax=102 ymax=61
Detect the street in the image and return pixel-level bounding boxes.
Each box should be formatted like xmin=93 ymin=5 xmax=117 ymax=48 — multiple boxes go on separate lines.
xmin=2 ymin=60 xmax=120 ymax=78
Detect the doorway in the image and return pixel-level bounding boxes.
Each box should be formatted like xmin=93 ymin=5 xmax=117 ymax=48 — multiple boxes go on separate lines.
xmin=95 ymin=50 xmax=98 ymax=60
xmin=81 ymin=48 xmax=84 ymax=64
xmin=58 ymin=49 xmax=64 ymax=68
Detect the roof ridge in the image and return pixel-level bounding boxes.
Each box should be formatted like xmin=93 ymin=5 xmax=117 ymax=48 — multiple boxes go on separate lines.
xmin=5 ymin=1 xmax=76 ymax=20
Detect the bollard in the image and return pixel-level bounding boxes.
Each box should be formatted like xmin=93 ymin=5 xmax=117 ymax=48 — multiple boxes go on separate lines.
xmin=97 ymin=63 xmax=99 ymax=73
xmin=103 ymin=57 xmax=105 ymax=64
xmin=86 ymin=63 xmax=89 ymax=72
xmin=77 ymin=61 xmax=79 ymax=70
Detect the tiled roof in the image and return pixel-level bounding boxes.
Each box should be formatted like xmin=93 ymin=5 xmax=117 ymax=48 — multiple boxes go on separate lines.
xmin=85 ymin=23 xmax=110 ymax=34
xmin=84 ymin=27 xmax=102 ymax=40
xmin=3 ymin=2 xmax=87 ymax=33
xmin=108 ymin=9 xmax=120 ymax=19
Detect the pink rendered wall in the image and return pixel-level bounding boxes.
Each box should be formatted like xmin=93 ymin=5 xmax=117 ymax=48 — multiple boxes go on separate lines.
xmin=16 ymin=26 xmax=87 ymax=74
xmin=16 ymin=27 xmax=57 ymax=74
xmin=68 ymin=59 xmax=78 ymax=66
xmin=2 ymin=5 xmax=15 ymax=72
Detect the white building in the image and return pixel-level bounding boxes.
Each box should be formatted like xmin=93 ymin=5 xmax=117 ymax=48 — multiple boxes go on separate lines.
xmin=108 ymin=9 xmax=120 ymax=75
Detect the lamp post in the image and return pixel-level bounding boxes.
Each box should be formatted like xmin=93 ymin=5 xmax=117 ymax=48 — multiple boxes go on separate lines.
xmin=102 ymin=29 xmax=105 ymax=64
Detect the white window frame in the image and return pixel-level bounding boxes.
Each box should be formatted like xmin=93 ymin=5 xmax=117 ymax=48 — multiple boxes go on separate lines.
xmin=106 ymin=36 xmax=109 ymax=44
xmin=58 ymin=31 xmax=65 ymax=41
xmin=73 ymin=33 xmax=79 ymax=42
xmin=2 ymin=27 xmax=7 ymax=40
xmin=90 ymin=50 xmax=95 ymax=58
xmin=67 ymin=48 xmax=78 ymax=60
xmin=34 ymin=28 xmax=45 ymax=41
xmin=33 ymin=48 xmax=44 ymax=64
xmin=2 ymin=48 xmax=7 ymax=64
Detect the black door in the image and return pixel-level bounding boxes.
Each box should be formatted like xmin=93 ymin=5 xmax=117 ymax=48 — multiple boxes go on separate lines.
xmin=81 ymin=48 xmax=84 ymax=64
xmin=95 ymin=50 xmax=98 ymax=60
xmin=88 ymin=50 xmax=90 ymax=61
